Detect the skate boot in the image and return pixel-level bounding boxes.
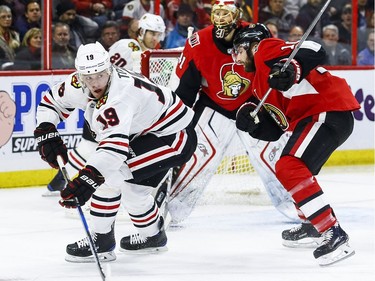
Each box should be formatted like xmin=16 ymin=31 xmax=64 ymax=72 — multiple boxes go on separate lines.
xmin=120 ymin=217 xmax=167 ymax=253
xmin=65 ymin=225 xmax=116 ymax=263
xmin=42 ymin=170 xmax=66 ymax=197
xmin=282 ymin=222 xmax=322 ymax=248
xmin=313 ymin=225 xmax=355 ymax=266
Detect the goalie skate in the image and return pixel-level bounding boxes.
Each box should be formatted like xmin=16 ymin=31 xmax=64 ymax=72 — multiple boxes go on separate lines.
xmin=282 ymin=222 xmax=322 ymax=248
xmin=119 ymin=217 xmax=167 ymax=253
xmin=313 ymin=225 xmax=355 ymax=266
xmin=65 ymin=225 xmax=116 ymax=263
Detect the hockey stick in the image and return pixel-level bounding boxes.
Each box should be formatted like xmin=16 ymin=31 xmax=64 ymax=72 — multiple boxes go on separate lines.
xmin=251 ymin=0 xmax=332 ymax=122
xmin=56 ymin=156 xmax=106 ymax=281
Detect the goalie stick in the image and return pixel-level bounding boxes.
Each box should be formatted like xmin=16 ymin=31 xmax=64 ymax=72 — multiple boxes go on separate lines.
xmin=251 ymin=0 xmax=332 ymax=124
xmin=56 ymin=156 xmax=106 ymax=281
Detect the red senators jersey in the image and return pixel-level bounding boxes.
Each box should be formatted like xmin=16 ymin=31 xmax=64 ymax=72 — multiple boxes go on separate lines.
xmin=175 ymin=22 xmax=254 ymax=120
xmin=252 ymin=38 xmax=360 ymax=131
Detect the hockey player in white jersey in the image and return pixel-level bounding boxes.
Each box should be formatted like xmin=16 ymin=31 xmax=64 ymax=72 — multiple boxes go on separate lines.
xmin=34 ymin=42 xmax=197 ymax=261
xmin=45 ymin=13 xmax=166 ymax=196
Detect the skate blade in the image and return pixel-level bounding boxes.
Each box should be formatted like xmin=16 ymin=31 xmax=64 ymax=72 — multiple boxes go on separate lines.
xmin=118 ymin=245 xmax=168 ymax=255
xmin=42 ymin=190 xmax=61 ymax=197
xmin=282 ymin=237 xmax=322 ymax=248
xmin=316 ymin=242 xmax=355 ymax=266
xmin=65 ymin=251 xmax=116 ymax=263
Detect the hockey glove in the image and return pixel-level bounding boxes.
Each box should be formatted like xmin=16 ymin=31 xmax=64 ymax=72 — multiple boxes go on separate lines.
xmin=236 ymin=102 xmax=260 ymax=134
xmin=34 ymin=122 xmax=68 ymax=169
xmin=60 ymin=165 xmax=105 ymax=208
xmin=268 ymin=59 xmax=301 ymax=91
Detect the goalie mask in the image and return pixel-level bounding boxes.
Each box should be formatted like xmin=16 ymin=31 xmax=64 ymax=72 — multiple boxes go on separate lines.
xmin=211 ymin=0 xmax=242 ymax=39
xmin=138 ymin=13 xmax=166 ymax=42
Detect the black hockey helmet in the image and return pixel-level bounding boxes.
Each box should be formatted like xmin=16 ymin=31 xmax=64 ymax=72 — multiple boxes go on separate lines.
xmin=232 ymin=23 xmax=271 ymax=54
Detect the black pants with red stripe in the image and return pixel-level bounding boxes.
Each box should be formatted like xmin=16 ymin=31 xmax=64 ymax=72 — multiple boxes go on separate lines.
xmin=126 ymin=123 xmax=197 ymax=187
xmin=281 ymin=111 xmax=354 ymax=175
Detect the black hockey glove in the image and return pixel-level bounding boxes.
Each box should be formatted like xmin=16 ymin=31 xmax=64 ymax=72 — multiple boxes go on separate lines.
xmin=60 ymin=165 xmax=105 ymax=208
xmin=236 ymin=102 xmax=259 ymax=134
xmin=268 ymin=59 xmax=301 ymax=91
xmin=34 ymin=122 xmax=68 ymax=169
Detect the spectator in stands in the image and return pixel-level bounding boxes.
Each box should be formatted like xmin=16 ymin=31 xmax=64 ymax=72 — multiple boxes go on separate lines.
xmin=71 ymin=0 xmax=113 ymax=28
xmin=357 ymin=30 xmax=374 ymax=65
xmin=99 ymin=20 xmax=121 ymax=50
xmin=336 ymin=3 xmax=352 ymax=45
xmin=126 ymin=18 xmax=139 ymax=39
xmin=166 ymin=0 xmax=211 ymax=30
xmin=258 ymin=0 xmax=295 ymax=39
xmin=285 ymin=0 xmax=307 ymax=19
xmin=265 ymin=19 xmax=279 ymax=38
xmin=121 ymin=0 xmax=167 ymax=37
xmin=295 ymin=0 xmax=331 ymax=39
xmin=0 ymin=5 xmax=20 ymax=63
xmin=321 ymin=24 xmax=351 ymax=65
xmin=14 ymin=0 xmax=41 ymax=42
xmin=13 ymin=27 xmax=41 ymax=69
xmin=55 ymin=0 xmax=99 ymax=49
xmin=52 ymin=22 xmax=76 ymax=69
xmin=164 ymin=3 xmax=197 ymax=49
xmin=288 ymin=25 xmax=304 ymax=41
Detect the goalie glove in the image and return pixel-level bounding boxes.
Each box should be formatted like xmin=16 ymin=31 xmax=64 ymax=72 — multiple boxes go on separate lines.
xmin=34 ymin=122 xmax=68 ymax=169
xmin=236 ymin=102 xmax=260 ymax=134
xmin=268 ymin=59 xmax=301 ymax=91
xmin=60 ymin=165 xmax=105 ymax=208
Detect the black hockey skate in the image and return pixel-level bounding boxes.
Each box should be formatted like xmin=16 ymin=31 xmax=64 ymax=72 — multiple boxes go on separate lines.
xmin=120 ymin=217 xmax=167 ymax=253
xmin=313 ymin=225 xmax=355 ymax=266
xmin=65 ymin=225 xmax=116 ymax=263
xmin=282 ymin=222 xmax=322 ymax=248
xmin=42 ymin=170 xmax=66 ymax=197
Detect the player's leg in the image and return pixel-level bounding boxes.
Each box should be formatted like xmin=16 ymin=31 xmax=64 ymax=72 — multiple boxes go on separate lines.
xmin=276 ymin=111 xmax=355 ymax=265
xmin=167 ymin=108 xmax=238 ymax=223
xmin=65 ymin=184 xmax=122 ymax=262
xmin=237 ymin=130 xmax=298 ymax=221
xmin=119 ymin=125 xmax=197 ymax=252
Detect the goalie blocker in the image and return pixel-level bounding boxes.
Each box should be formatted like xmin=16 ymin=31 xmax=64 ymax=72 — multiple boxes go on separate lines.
xmin=167 ymin=107 xmax=297 ymax=223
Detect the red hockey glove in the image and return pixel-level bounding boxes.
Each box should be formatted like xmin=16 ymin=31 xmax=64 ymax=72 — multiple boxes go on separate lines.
xmin=268 ymin=59 xmax=301 ymax=91
xmin=60 ymin=165 xmax=105 ymax=208
xmin=236 ymin=102 xmax=260 ymax=134
xmin=34 ymin=122 xmax=68 ymax=169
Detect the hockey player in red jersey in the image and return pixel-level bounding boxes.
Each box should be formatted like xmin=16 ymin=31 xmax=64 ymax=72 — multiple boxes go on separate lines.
xmin=34 ymin=42 xmax=197 ymax=262
xmin=232 ymin=24 xmax=360 ymax=266
xmin=166 ymin=0 xmax=296 ymax=223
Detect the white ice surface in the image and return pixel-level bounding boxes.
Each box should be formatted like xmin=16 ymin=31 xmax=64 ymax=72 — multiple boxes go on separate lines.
xmin=0 ymin=165 xmax=374 ymax=281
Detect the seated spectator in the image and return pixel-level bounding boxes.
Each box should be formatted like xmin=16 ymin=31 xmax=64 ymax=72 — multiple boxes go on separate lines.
xmin=285 ymin=0 xmax=307 ymax=19
xmin=71 ymin=0 xmax=113 ymax=28
xmin=166 ymin=0 xmax=211 ymax=29
xmin=13 ymin=27 xmax=41 ymax=69
xmin=99 ymin=20 xmax=121 ymax=50
xmin=126 ymin=18 xmax=139 ymax=40
xmin=296 ymin=0 xmax=331 ymax=39
xmin=288 ymin=25 xmax=304 ymax=41
xmin=321 ymin=24 xmax=351 ymax=65
xmin=0 ymin=5 xmax=20 ymax=63
xmin=336 ymin=3 xmax=352 ymax=45
xmin=52 ymin=22 xmax=77 ymax=69
xmin=55 ymin=0 xmax=99 ymax=49
xmin=265 ymin=19 xmax=279 ymax=38
xmin=14 ymin=0 xmax=41 ymax=42
xmin=259 ymin=0 xmax=295 ymax=39
xmin=164 ymin=3 xmax=197 ymax=49
xmin=357 ymin=30 xmax=374 ymax=65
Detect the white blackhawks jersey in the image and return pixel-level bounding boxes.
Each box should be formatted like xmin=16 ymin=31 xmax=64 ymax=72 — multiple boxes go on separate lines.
xmin=108 ymin=39 xmax=141 ymax=71
xmin=36 ymin=66 xmax=194 ymax=180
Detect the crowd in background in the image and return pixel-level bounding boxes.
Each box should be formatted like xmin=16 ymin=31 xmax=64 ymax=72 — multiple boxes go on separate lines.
xmin=0 ymin=0 xmax=374 ymax=71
